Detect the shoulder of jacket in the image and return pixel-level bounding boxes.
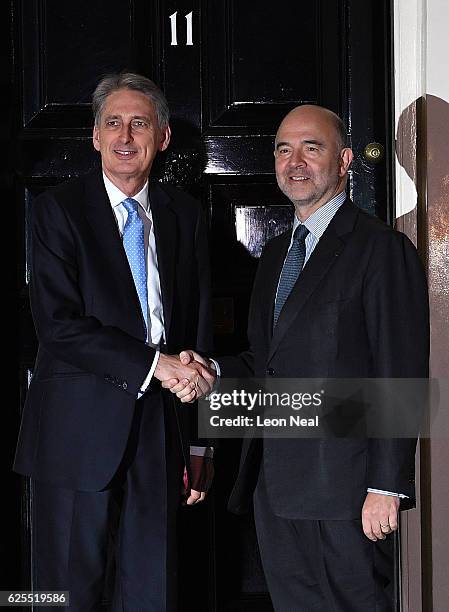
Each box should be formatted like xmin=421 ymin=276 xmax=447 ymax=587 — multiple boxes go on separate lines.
xmin=355 ymin=208 xmax=410 ymax=244
xmin=157 ymin=182 xmax=199 ymax=208
xmin=34 ymin=173 xmax=90 ymax=210
xmin=262 ymin=228 xmax=291 ymax=254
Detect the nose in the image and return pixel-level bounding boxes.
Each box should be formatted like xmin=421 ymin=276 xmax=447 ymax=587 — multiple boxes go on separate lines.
xmin=118 ymin=122 xmax=133 ymax=143
xmin=288 ymin=148 xmax=306 ymax=168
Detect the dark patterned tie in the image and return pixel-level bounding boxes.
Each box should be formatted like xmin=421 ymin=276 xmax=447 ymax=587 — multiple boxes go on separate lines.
xmin=122 ymin=197 xmax=148 ymax=333
xmin=273 ymin=224 xmax=309 ymax=326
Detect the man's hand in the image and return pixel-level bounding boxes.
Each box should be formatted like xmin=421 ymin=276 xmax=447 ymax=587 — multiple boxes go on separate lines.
xmin=182 ymin=456 xmax=214 ymax=505
xmin=161 ymin=350 xmax=216 ymax=402
xmin=185 ymin=489 xmax=207 ymax=505
xmin=154 ymin=354 xmax=212 ymax=401
xmin=361 ymin=492 xmax=400 ymax=541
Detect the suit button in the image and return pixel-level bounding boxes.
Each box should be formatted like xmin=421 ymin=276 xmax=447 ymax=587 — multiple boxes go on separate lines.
xmin=267 ymin=368 xmax=275 ymax=376
xmin=122 ymin=382 xmax=128 ymax=390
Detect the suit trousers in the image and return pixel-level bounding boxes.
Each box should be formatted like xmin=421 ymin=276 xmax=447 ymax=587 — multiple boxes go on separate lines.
xmin=31 ymin=392 xmax=184 ymax=612
xmin=253 ymin=467 xmax=395 ymax=612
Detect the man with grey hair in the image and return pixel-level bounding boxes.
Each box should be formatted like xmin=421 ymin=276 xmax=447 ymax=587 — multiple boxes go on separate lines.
xmin=14 ymin=72 xmax=215 ymax=611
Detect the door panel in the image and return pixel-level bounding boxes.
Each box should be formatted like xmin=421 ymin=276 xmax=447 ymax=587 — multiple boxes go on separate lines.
xmin=9 ymin=0 xmax=395 ymax=609
xmin=205 ymin=1 xmax=321 ymax=127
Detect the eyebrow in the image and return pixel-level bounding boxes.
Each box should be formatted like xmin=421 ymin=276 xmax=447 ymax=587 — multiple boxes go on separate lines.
xmin=303 ymin=139 xmax=324 ymax=146
xmin=275 ymin=139 xmax=325 ymax=150
xmin=275 ymin=141 xmax=291 ymax=150
xmin=103 ymin=114 xmax=151 ymax=121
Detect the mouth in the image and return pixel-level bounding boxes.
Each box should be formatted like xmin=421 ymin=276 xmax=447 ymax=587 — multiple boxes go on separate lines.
xmin=288 ymin=175 xmax=310 ymax=182
xmin=113 ymin=149 xmax=138 ymax=159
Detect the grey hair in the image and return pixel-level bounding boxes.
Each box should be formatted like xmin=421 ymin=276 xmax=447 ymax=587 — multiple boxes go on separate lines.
xmin=92 ymin=72 xmax=170 ymax=128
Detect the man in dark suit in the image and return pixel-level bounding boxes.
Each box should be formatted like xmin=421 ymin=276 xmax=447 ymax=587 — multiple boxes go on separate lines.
xmin=14 ymin=73 xmax=215 ymax=611
xmin=167 ymin=105 xmax=429 ymax=611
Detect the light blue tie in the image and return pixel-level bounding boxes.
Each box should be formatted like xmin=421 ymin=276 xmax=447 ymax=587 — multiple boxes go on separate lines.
xmin=273 ymin=224 xmax=309 ymax=326
xmin=122 ymin=198 xmax=148 ymax=334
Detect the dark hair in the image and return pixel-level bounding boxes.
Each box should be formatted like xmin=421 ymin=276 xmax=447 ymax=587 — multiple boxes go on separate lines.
xmin=332 ymin=114 xmax=348 ymax=150
xmin=92 ymin=72 xmax=169 ymax=128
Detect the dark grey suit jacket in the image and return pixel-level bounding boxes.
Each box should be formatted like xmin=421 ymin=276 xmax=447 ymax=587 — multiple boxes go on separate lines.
xmin=221 ymin=199 xmax=429 ymax=520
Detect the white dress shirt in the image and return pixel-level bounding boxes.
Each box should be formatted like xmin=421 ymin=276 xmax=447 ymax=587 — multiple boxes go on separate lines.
xmin=103 ymin=173 xmax=162 ymax=389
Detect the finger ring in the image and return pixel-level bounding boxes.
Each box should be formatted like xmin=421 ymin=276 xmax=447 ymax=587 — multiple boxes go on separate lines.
xmin=380 ymin=524 xmax=390 ymax=529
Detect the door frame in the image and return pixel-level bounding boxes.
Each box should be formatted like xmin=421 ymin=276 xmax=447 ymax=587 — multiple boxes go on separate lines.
xmin=393 ymin=1 xmax=449 ymax=611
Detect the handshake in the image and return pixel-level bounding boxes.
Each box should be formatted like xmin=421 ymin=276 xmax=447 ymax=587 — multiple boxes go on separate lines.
xmin=154 ymin=350 xmax=216 ymax=402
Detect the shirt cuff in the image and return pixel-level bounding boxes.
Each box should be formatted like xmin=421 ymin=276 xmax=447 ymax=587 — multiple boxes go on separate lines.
xmin=367 ymin=488 xmax=409 ymax=499
xmin=208 ymin=358 xmax=221 ymax=394
xmin=138 ymin=349 xmax=160 ymax=398
xmin=209 ymin=358 xmax=220 ymax=378
xmin=190 ymin=446 xmax=214 ymax=458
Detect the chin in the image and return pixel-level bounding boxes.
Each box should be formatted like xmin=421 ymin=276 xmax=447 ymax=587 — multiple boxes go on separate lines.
xmin=287 ymin=190 xmax=314 ymax=203
xmin=112 ymin=164 xmax=140 ymax=175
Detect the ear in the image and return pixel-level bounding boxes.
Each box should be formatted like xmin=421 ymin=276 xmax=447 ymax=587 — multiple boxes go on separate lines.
xmin=339 ymin=147 xmax=353 ymax=176
xmin=159 ymin=125 xmax=171 ymax=152
xmin=93 ymin=126 xmax=101 ymax=152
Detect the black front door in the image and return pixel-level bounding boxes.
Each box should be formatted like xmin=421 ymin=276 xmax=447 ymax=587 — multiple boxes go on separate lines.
xmin=6 ymin=1 xmax=394 ymax=609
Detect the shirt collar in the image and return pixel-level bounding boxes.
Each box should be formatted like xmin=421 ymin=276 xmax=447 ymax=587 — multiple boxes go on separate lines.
xmin=102 ymin=172 xmax=150 ymax=212
xmin=292 ymin=190 xmax=347 ymax=240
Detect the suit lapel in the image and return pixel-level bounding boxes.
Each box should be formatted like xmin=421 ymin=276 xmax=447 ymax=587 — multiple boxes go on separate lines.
xmin=149 ymin=182 xmax=177 ymax=341
xmin=268 ymin=199 xmax=359 ymax=361
xmin=84 ymin=170 xmax=140 ymax=293
xmin=83 ymin=173 xmax=177 ymax=340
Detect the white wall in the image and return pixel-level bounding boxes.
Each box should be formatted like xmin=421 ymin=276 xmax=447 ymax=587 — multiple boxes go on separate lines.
xmin=393 ymin=0 xmax=425 ymax=218
xmin=427 ymin=0 xmax=449 ymax=100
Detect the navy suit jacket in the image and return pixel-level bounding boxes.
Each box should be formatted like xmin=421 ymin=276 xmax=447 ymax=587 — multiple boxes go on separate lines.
xmin=14 ymin=169 xmax=212 ymax=491
xmin=221 ymin=200 xmax=429 ymax=519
